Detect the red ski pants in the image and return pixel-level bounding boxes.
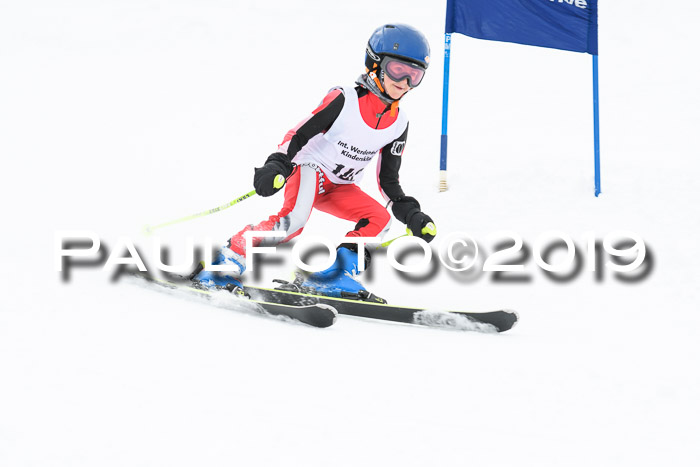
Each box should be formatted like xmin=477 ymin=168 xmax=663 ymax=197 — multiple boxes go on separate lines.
xmin=228 ymin=164 xmax=391 ymax=256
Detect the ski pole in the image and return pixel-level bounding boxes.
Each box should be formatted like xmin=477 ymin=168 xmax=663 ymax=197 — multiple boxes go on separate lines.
xmin=142 ymin=175 xmax=285 ymax=235
xmin=379 ymin=222 xmax=437 ymax=248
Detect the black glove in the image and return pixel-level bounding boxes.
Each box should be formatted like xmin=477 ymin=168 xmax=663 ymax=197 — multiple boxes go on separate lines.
xmin=407 ymin=211 xmax=435 ymax=243
xmin=253 ymin=152 xmax=293 ymax=197
xmin=391 ymin=196 xmax=436 ymax=243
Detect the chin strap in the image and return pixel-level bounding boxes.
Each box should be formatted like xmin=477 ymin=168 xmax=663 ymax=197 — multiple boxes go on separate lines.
xmin=369 ymin=70 xmax=399 ymax=117
xmin=368 ymin=69 xmax=385 ymax=94
xmin=357 ymin=70 xmax=402 ymax=116
xmin=389 ymin=100 xmax=399 ymax=117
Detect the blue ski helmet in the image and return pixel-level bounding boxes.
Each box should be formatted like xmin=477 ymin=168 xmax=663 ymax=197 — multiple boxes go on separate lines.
xmin=365 ymin=24 xmax=431 ymax=74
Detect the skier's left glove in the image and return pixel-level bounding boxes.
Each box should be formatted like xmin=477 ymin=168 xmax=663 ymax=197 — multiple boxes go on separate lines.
xmin=254 ymin=152 xmax=293 ymax=197
xmin=391 ymin=196 xmax=436 ymax=243
xmin=407 ymin=211 xmax=436 ymax=243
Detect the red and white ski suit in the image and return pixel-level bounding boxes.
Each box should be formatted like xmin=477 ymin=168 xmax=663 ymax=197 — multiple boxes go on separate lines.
xmin=228 ymin=85 xmax=411 ymax=257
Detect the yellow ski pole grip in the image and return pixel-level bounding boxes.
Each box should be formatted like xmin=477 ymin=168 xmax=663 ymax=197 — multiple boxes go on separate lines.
xmin=422 ymin=222 xmax=437 ymax=236
xmin=273 ymin=174 xmax=286 ymax=189
xmin=406 ymin=222 xmax=437 ymax=237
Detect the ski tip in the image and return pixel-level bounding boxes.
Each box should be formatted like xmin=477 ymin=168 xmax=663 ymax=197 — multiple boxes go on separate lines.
xmin=503 ymin=308 xmax=520 ymax=328
xmin=317 ymin=303 xmax=339 ymax=327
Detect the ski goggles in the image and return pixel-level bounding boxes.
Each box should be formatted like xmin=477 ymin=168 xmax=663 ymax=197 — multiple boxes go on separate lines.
xmin=380 ymin=58 xmax=426 ymax=88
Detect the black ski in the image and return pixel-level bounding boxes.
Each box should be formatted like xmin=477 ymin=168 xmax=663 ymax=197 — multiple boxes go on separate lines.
xmin=243 ymin=284 xmax=518 ymax=333
xmin=131 ymin=274 xmax=337 ymax=328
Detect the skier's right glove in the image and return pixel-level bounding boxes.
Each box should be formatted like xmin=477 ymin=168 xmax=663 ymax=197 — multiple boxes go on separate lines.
xmin=391 ymin=196 xmax=437 ymax=243
xmin=254 ymin=152 xmax=293 ymax=197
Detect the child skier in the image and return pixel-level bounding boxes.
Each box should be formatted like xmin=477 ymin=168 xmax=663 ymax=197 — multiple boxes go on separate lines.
xmin=192 ymin=23 xmax=436 ymax=296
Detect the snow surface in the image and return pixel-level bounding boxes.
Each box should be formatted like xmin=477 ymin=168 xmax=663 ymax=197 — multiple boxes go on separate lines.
xmin=2 ymin=1 xmax=700 ymax=466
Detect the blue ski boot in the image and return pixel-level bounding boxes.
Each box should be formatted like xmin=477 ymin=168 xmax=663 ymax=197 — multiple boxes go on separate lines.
xmin=301 ymin=246 xmax=368 ymax=298
xmin=191 ymin=247 xmax=246 ymax=290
